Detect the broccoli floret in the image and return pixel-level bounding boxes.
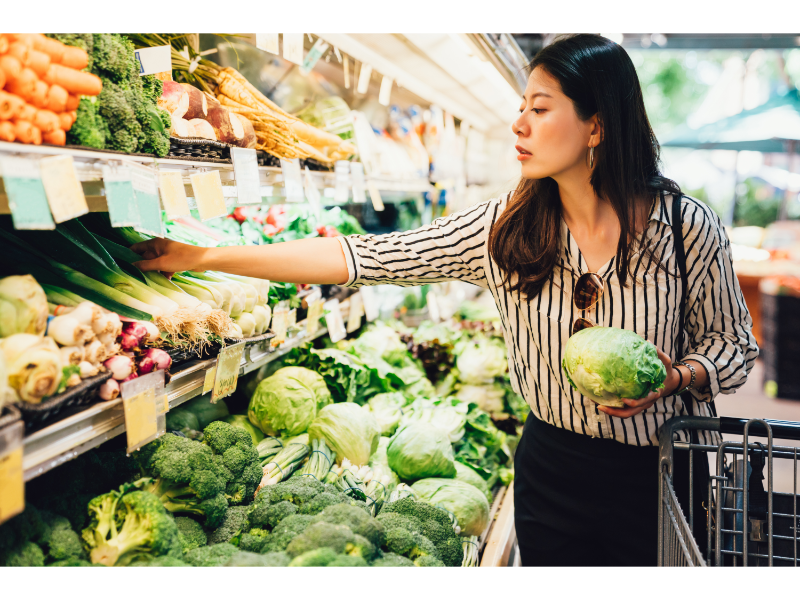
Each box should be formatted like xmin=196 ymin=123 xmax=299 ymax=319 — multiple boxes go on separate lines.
xmin=414 ymin=555 xmax=445 ymax=567
xmin=260 ymin=515 xmax=314 ymax=552
xmin=206 ymin=505 xmax=249 ymax=545
xmin=184 ymin=542 xmax=239 ymax=567
xmin=326 ymin=554 xmax=368 ymax=567
xmin=384 ymin=527 xmax=437 ymax=562
xmin=223 ymin=551 xmax=276 ymax=566
xmin=44 ymin=526 xmax=87 ymax=563
xmin=299 ymin=491 xmax=348 ymax=515
xmin=134 ymin=433 xmax=230 ymax=528
xmin=174 ymin=517 xmax=206 ymax=553
xmin=203 ymin=421 xmax=262 ymax=504
xmin=82 ymin=489 xmax=182 ymax=566
xmin=131 ymin=555 xmax=189 ymax=567
xmin=379 ymin=498 xmax=462 ymax=567
xmin=263 ymin=500 xmax=298 ymax=528
xmin=49 ymin=559 xmax=95 ymax=567
xmin=288 ymin=547 xmax=338 ymax=567
xmin=312 ymin=503 xmax=385 ymax=548
xmin=286 ymin=522 xmax=356 ymax=557
xmin=248 ymin=478 xmax=338 ymax=529
xmin=239 ymin=529 xmax=269 ymax=553
xmin=66 ymin=97 xmax=107 ymax=149
xmin=0 ymin=504 xmax=49 ymax=564
xmin=346 ymin=534 xmax=376 ymax=562
xmin=5 ymin=541 xmax=45 ymax=567
xmin=260 ymin=551 xmax=292 ymax=566
xmin=371 ymin=552 xmax=415 ymax=567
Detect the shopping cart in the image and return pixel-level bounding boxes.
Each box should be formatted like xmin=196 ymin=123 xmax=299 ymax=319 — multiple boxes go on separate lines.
xmin=658 ymin=416 xmax=800 ymax=566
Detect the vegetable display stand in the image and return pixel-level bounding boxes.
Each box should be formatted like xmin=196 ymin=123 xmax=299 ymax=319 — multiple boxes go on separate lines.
xmin=0 ymin=404 xmax=22 ymax=432
xmin=480 ymin=483 xmax=520 ymax=567
xmin=15 ymin=371 xmax=113 ymax=430
xmin=760 ymin=290 xmax=800 ymax=400
xmin=168 ymin=136 xmax=232 ymax=162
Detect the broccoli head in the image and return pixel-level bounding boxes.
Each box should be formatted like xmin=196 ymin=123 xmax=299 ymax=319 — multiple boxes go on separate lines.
xmin=285 ymin=522 xmax=355 ymax=557
xmin=223 ymin=551 xmax=280 ymax=567
xmin=415 ymin=555 xmax=445 ymax=567
xmin=203 ymin=421 xmax=262 ymax=504
xmin=49 ymin=559 xmax=95 ymax=567
xmin=248 ymin=478 xmax=341 ymax=529
xmin=5 ymin=541 xmax=46 ymax=567
xmin=383 ymin=527 xmax=437 ymax=562
xmin=261 ymin=551 xmax=292 ymax=567
xmin=260 ymin=515 xmax=314 ymax=553
xmin=379 ymin=497 xmax=462 ymax=567
xmin=288 ymin=547 xmax=339 ymax=567
xmin=0 ymin=504 xmax=49 ymax=563
xmin=371 ymin=552 xmax=415 ymax=567
xmin=239 ymin=529 xmax=269 ymax=553
xmin=312 ymin=503 xmax=385 ymax=548
xmin=44 ymin=526 xmax=87 ymax=563
xmin=184 ymin=542 xmax=239 ymax=567
xmin=298 ymin=491 xmax=347 ymax=515
xmin=174 ymin=517 xmax=206 ymax=553
xmin=206 ymin=505 xmax=249 ymax=545
xmin=326 ymin=554 xmax=368 ymax=567
xmin=83 ymin=489 xmax=182 ymax=566
xmin=131 ymin=555 xmax=190 ymax=567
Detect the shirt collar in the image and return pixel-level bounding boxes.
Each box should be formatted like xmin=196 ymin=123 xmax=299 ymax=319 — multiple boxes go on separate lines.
xmin=650 ymin=192 xmax=672 ymax=227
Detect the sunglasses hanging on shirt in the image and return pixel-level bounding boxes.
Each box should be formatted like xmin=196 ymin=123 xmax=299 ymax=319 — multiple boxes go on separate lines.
xmin=571 ymin=272 xmax=604 ymax=336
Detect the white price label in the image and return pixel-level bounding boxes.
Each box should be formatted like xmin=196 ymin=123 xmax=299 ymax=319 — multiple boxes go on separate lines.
xmin=271 ymin=304 xmax=289 ymax=347
xmin=231 ymin=147 xmax=262 ymax=205
xmin=256 ymin=33 xmax=279 ymax=55
xmin=367 ymin=179 xmax=385 ymax=212
xmin=306 ymin=298 xmax=324 ymax=336
xmin=280 ymin=158 xmax=304 ymax=203
xmin=426 ymin=291 xmax=441 ymax=323
xmin=158 ymin=170 xmax=191 ymax=217
xmin=350 ymin=162 xmax=366 ymax=204
xmin=334 ymin=160 xmax=350 ymax=203
xmin=134 ymin=45 xmax=172 ymax=76
xmin=357 ymin=63 xmax=373 ymax=95
xmin=347 ymin=293 xmax=364 ymax=333
xmin=283 ymin=33 xmax=305 ymax=65
xmin=360 ymin=286 xmax=380 ymax=322
xmin=40 ymin=155 xmax=88 ymax=223
xmin=300 ymin=38 xmax=329 ymax=75
xmin=190 ymin=170 xmax=227 ymax=221
xmin=323 ymin=298 xmax=347 ymax=343
xmin=379 ymin=76 xmax=393 ymax=106
xmin=304 ymin=167 xmax=322 ymax=215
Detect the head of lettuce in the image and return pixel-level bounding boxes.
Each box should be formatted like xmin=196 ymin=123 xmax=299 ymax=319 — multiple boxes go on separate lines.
xmin=562 ymin=327 xmax=666 ymax=408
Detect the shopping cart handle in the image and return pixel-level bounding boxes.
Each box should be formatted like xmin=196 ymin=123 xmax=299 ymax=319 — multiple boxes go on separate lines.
xmin=718 ymin=416 xmax=800 ymax=440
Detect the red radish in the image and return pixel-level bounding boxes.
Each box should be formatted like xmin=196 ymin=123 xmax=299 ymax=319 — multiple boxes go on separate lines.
xmin=181 ymin=83 xmax=208 ymax=120
xmin=104 ymin=355 xmax=134 ymax=380
xmin=120 ymin=332 xmax=139 ymax=352
xmin=121 ymin=373 xmax=139 ymax=383
xmin=158 ymin=80 xmax=189 ymax=118
xmin=123 ymin=321 xmax=148 ymax=345
xmin=137 ymin=356 xmax=156 ymax=375
xmin=139 ymin=321 xmax=162 ymax=343
xmin=98 ymin=378 xmax=120 ymax=401
xmin=143 ymin=348 xmax=172 ymax=371
xmin=189 ymin=119 xmax=216 ymax=140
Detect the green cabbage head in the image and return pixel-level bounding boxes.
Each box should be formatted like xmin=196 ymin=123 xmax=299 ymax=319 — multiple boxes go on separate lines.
xmin=387 ymin=422 xmax=456 ymax=481
xmin=411 ymin=478 xmax=490 ymax=536
xmin=248 ymin=366 xmax=332 ymax=436
xmin=308 ymin=402 xmax=380 ymax=466
xmin=561 ymin=326 xmax=666 ymax=408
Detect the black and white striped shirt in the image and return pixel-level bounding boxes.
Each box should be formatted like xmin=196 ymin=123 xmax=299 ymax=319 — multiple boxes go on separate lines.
xmin=336 ymin=192 xmax=759 ymax=446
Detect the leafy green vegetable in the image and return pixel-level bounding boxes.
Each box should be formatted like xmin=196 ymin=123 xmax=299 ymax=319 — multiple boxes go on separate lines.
xmin=224 ymin=414 xmax=265 ymax=445
xmin=454 ymin=462 xmax=492 ymax=503
xmin=248 ymin=366 xmax=332 ymax=436
xmin=562 ymin=326 xmax=666 ymax=408
xmin=455 ymin=336 xmax=508 ymax=384
xmin=308 ymin=403 xmax=380 ymax=467
xmin=387 ymin=422 xmax=456 ymax=481
xmin=366 ymin=392 xmax=406 ymax=435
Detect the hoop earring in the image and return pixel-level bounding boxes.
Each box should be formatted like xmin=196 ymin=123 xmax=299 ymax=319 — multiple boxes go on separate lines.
xmin=589 ymin=146 xmax=595 ymax=169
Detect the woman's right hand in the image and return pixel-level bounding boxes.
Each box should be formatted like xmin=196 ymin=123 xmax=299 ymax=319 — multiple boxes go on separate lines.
xmin=130 ymin=238 xmax=208 ymax=277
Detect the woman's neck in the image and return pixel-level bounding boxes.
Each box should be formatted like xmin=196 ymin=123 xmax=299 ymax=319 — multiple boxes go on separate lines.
xmin=557 ymin=176 xmax=614 ymax=235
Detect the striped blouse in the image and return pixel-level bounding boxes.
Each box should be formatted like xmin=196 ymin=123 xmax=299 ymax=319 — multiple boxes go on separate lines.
xmin=336 ymin=192 xmax=759 ymax=446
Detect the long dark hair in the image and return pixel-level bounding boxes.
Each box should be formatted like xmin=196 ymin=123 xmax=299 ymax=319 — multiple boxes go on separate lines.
xmin=488 ymin=34 xmax=681 ymax=299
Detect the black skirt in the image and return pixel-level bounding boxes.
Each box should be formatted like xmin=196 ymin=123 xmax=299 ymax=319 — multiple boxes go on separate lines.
xmin=513 ymin=413 xmax=707 ymax=566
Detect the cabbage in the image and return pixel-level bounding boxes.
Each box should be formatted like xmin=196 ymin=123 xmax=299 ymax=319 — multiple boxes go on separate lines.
xmin=0 ymin=275 xmax=49 ymax=337
xmin=455 ymin=338 xmax=508 ymax=384
xmin=454 ymin=461 xmax=492 ymax=502
xmin=224 ymin=414 xmax=265 ymax=445
xmin=387 ymin=422 xmax=456 ymax=480
xmin=248 ymin=367 xmax=332 ymax=436
xmin=369 ymin=437 xmax=400 ymax=491
xmin=455 ymin=383 xmax=506 ymax=414
xmin=350 ymin=322 xmax=410 ymax=367
xmin=401 ymin=376 xmax=436 ymax=401
xmin=400 ymin=398 xmax=466 ymax=443
xmin=411 ymin=478 xmax=490 ymax=536
xmin=308 ymin=403 xmax=380 ymax=466
xmin=367 ymin=392 xmax=406 ymax=435
xmin=562 ymin=326 xmax=667 ymax=408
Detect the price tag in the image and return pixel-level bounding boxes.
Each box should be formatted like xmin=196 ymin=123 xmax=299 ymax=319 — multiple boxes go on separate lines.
xmin=203 ymin=365 xmax=217 ymax=395
xmin=350 ymin=162 xmax=367 ymax=204
xmin=121 ymin=370 xmax=166 ymax=454
xmin=0 ymin=421 xmax=25 ymax=526
xmin=231 ymin=147 xmax=262 ymax=205
xmin=190 ymin=170 xmax=227 ymax=221
xmin=360 ymin=286 xmax=380 ymax=322
xmin=367 ymin=179 xmax=385 ymax=212
xmin=131 ymin=164 xmax=163 ymax=237
xmin=343 ymin=56 xmax=350 ymax=89
xmin=357 ymin=63 xmax=373 ymax=95
xmin=426 ymin=291 xmax=441 ymax=323
xmin=287 ymin=308 xmax=297 ymax=330
xmin=306 ymin=298 xmax=325 ymax=336
xmin=0 ymin=157 xmax=55 ymax=230
xmin=304 ymin=167 xmax=322 ymax=216
xmin=347 ymin=292 xmax=364 ymax=333
xmin=300 ymin=38 xmax=329 ymax=75
xmin=379 ymin=76 xmax=393 ymax=106
xmin=283 ymin=33 xmax=305 ymax=65
xmin=212 ymin=341 xmax=245 ymax=402
xmin=134 ymin=45 xmax=172 ymax=76
xmin=256 ymin=33 xmax=279 ymax=55
xmin=334 ymin=160 xmax=350 ymax=203
xmin=102 ymin=164 xmax=140 ymax=227
xmin=280 ymin=158 xmax=304 ymax=203
xmin=40 ymin=155 xmax=88 ymax=223
xmin=271 ymin=303 xmax=289 ymax=347
xmin=323 ymin=298 xmax=347 ymax=343
xmin=158 ymin=170 xmax=191 ymax=217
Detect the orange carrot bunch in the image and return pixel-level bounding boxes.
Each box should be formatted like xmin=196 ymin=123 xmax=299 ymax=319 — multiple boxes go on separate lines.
xmin=0 ymin=33 xmax=101 ymax=145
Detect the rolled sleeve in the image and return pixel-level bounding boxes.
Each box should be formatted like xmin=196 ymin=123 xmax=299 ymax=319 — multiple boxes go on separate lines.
xmin=336 ymin=236 xmax=358 ymax=287
xmin=681 ymin=204 xmax=759 ymax=403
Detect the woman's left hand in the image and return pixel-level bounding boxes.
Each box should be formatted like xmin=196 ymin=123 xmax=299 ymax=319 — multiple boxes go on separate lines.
xmin=597 ymin=347 xmax=681 ymax=419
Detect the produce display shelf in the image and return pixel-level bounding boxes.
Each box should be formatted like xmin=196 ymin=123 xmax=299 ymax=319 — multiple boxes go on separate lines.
xmin=0 ymin=142 xmax=433 ymax=213
xmin=480 ymin=481 xmax=519 ymax=566
xmin=20 ymin=317 xmax=332 ymax=483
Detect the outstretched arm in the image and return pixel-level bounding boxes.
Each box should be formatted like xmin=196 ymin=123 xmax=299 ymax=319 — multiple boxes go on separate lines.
xmin=131 ymin=237 xmax=350 ymax=285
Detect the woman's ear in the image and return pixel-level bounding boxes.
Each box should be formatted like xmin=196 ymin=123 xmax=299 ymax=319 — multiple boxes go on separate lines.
xmin=590 ymin=113 xmax=604 ymax=146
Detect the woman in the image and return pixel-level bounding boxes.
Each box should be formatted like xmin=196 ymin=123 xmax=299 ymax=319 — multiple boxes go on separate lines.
xmin=132 ymin=34 xmax=758 ymax=566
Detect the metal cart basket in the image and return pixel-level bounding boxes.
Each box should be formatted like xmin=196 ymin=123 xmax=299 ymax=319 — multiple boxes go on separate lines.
xmin=658 ymin=416 xmax=800 ymax=566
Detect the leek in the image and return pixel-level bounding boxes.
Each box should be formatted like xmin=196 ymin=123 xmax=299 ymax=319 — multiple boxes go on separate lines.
xmin=41 ymin=284 xmax=86 ymax=307
xmin=171 ymin=274 xmax=223 ymax=309
xmin=225 ymin=274 xmax=270 ymax=306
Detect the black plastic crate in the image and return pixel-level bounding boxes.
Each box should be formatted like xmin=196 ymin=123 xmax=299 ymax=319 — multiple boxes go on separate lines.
xmin=761 ymin=292 xmax=800 ymax=400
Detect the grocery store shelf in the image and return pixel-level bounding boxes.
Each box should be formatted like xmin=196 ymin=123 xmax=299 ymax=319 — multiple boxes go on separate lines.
xmin=20 ymin=319 xmax=331 ymax=483
xmin=480 ymin=482 xmax=518 ymax=567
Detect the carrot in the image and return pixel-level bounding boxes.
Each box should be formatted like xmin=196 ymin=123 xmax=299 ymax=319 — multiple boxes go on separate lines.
xmin=33 ymin=109 xmax=59 ymax=133
xmin=60 ymin=46 xmax=89 ymax=71
xmin=31 ymin=124 xmax=41 ymax=145
xmin=0 ymin=121 xmax=15 ymax=142
xmin=30 ymin=80 xmax=49 ymax=109
xmin=0 ymin=35 xmax=8 ymax=55
xmin=12 ymin=120 xmax=37 ymax=144
xmin=0 ymin=69 xmax=5 ymax=92
xmin=43 ymin=128 xmax=65 ymax=146
xmin=45 ymin=84 xmax=67 ymax=113
xmin=18 ymin=103 xmax=36 ymax=122
xmin=7 ymin=42 xmax=30 ymax=67
xmin=5 ymin=68 xmax=37 ymax=101
xmin=0 ymin=92 xmax=24 ymax=120
xmin=65 ymin=93 xmax=79 ymax=111
xmin=29 ymin=35 xmax=67 ymax=64
xmin=26 ymin=49 xmax=51 ymax=78
xmin=58 ymin=111 xmax=75 ymax=131
xmin=0 ymin=55 xmax=22 ymax=82
xmin=46 ymin=64 xmax=102 ymax=96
